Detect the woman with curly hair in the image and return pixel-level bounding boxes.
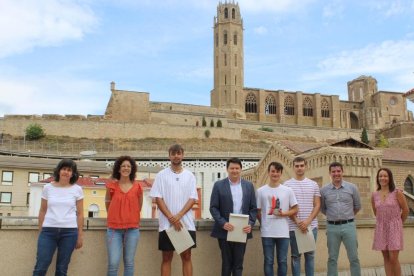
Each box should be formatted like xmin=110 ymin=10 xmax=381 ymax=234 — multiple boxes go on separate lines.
xmin=372 ymin=168 xmax=409 ymax=276
xmin=105 ymin=155 xmax=143 ymax=276
xmin=33 ymin=158 xmax=84 ymax=276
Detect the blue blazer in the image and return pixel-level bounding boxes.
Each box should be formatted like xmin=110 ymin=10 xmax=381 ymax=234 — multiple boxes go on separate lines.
xmin=209 ymin=178 xmax=257 ymax=239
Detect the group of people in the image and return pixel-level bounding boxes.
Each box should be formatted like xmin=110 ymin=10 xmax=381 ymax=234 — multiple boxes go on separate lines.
xmin=32 ymin=144 xmax=409 ymax=276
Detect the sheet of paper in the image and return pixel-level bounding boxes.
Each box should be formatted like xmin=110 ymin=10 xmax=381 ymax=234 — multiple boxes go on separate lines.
xmin=294 ymin=226 xmax=316 ymax=254
xmin=166 ymin=225 xmax=195 ymax=255
xmin=227 ymin=213 xmax=249 ymax=243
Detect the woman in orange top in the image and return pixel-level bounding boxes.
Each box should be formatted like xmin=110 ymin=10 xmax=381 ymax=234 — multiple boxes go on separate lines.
xmin=105 ymin=156 xmax=143 ymax=276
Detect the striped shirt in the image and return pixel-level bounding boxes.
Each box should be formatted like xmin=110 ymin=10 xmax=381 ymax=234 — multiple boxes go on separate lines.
xmin=284 ymin=178 xmax=321 ymax=231
xmin=150 ymin=167 xmax=198 ymax=231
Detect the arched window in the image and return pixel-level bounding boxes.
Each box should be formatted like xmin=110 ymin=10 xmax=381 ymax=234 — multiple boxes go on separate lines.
xmin=234 ymin=54 xmax=237 ymax=66
xmin=88 ymin=204 xmax=100 ymax=218
xmin=245 ymin=93 xmax=257 ymax=113
xmin=224 ymin=8 xmax=228 ymax=19
xmin=224 ymin=53 xmax=227 ymax=66
xmin=265 ymin=95 xmax=276 ymax=115
xmin=321 ymin=99 xmax=330 ymax=118
xmin=233 ymin=33 xmax=237 ymax=45
xmin=232 ymin=8 xmax=235 ymax=19
xmin=404 ymin=177 xmax=413 ymax=195
xmin=224 ymin=31 xmax=227 ymax=45
xmin=303 ymin=97 xmax=313 ymax=117
xmin=284 ymin=96 xmax=295 ymax=115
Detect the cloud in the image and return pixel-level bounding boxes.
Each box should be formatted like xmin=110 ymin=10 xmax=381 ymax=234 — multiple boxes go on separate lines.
xmin=322 ymin=0 xmax=345 ymax=18
xmin=253 ymin=26 xmax=268 ymax=35
xmin=305 ymin=40 xmax=414 ymax=80
xmin=364 ymin=0 xmax=414 ymax=17
xmin=238 ymin=0 xmax=316 ymax=13
xmin=0 ymin=0 xmax=98 ymax=58
xmin=0 ymin=74 xmax=107 ymax=117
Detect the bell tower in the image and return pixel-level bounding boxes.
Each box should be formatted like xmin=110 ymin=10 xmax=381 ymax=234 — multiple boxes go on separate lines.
xmin=211 ymin=1 xmax=244 ymax=110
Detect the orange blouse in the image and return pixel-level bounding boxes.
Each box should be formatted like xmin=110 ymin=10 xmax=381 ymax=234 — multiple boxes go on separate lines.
xmin=106 ymin=180 xmax=142 ymax=229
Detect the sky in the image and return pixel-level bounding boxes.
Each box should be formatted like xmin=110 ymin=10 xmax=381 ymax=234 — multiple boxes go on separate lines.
xmin=0 ymin=0 xmax=414 ymax=117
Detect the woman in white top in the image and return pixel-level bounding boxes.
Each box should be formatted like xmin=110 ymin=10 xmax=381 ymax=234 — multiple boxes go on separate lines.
xmin=33 ymin=159 xmax=84 ymax=276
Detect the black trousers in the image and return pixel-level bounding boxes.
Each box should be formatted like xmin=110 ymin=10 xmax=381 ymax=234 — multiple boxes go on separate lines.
xmin=218 ymin=239 xmax=247 ymax=276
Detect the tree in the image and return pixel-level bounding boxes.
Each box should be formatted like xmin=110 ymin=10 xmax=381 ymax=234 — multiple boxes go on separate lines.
xmin=377 ymin=134 xmax=389 ymax=148
xmin=25 ymin=123 xmax=45 ymax=140
xmin=361 ymin=128 xmax=369 ymax=144
xmin=210 ymin=119 xmax=214 ymax=127
xmin=204 ymin=129 xmax=211 ymax=138
xmin=217 ymin=119 xmax=222 ymax=127
xmin=202 ymin=117 xmax=207 ymax=127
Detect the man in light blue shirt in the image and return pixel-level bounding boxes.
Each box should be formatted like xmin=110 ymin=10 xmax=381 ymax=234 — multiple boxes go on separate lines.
xmin=320 ymin=162 xmax=361 ymax=276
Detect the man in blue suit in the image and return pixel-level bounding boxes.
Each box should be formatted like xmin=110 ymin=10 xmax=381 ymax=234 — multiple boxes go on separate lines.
xmin=210 ymin=157 xmax=257 ymax=276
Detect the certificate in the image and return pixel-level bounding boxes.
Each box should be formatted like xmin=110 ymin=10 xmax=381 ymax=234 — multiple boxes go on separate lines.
xmin=294 ymin=226 xmax=316 ymax=254
xmin=227 ymin=213 xmax=249 ymax=243
xmin=166 ymin=225 xmax=195 ymax=255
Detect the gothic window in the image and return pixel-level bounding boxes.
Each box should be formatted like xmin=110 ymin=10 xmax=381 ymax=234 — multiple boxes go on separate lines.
xmin=224 ymin=54 xmax=227 ymax=66
xmin=245 ymin=93 xmax=257 ymax=113
xmin=224 ymin=75 xmax=227 ymax=85
xmin=224 ymin=31 xmax=227 ymax=45
xmin=284 ymin=96 xmax=295 ymax=115
xmin=224 ymin=8 xmax=228 ymax=19
xmin=321 ymin=99 xmax=330 ymax=118
xmin=232 ymin=8 xmax=235 ymax=19
xmin=234 ymin=33 xmax=237 ymax=45
xmin=215 ymin=55 xmax=218 ymax=68
xmin=303 ymin=97 xmax=313 ymax=117
xmin=234 ymin=54 xmax=237 ymax=66
xmin=265 ymin=95 xmax=276 ymax=115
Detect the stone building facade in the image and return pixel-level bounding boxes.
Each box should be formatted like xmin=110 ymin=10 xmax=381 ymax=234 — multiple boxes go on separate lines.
xmin=242 ymin=138 xmax=414 ymax=218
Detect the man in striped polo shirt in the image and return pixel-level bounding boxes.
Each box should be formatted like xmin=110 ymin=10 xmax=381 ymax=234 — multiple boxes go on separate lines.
xmin=284 ymin=157 xmax=321 ymax=276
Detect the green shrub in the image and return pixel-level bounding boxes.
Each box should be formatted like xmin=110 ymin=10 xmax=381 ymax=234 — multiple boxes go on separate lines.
xmin=210 ymin=119 xmax=214 ymax=127
xmin=217 ymin=119 xmax=222 ymax=127
xmin=204 ymin=129 xmax=211 ymax=138
xmin=377 ymin=134 xmax=389 ymax=148
xmin=259 ymin=126 xmax=273 ymax=132
xmin=25 ymin=123 xmax=45 ymax=140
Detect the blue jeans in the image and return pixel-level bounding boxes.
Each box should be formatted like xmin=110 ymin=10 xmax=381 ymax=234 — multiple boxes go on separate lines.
xmin=261 ymin=237 xmax=289 ymax=276
xmin=326 ymin=222 xmax=360 ymax=276
xmin=106 ymin=228 xmax=140 ymax=276
xmin=33 ymin=227 xmax=78 ymax=276
xmin=289 ymin=228 xmax=318 ymax=276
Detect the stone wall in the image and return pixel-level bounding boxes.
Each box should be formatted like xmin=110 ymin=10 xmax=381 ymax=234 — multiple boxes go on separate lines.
xmin=1 ymin=218 xmax=414 ymax=275
xmin=0 ymin=117 xmax=241 ymax=140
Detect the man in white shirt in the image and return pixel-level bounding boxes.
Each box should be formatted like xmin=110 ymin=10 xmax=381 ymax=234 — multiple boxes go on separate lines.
xmin=257 ymin=161 xmax=298 ymax=276
xmin=284 ymin=157 xmax=321 ymax=276
xmin=150 ymin=144 xmax=198 ymax=276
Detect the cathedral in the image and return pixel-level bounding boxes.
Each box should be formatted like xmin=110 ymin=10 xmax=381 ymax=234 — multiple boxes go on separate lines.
xmin=102 ymin=2 xmax=412 ymax=132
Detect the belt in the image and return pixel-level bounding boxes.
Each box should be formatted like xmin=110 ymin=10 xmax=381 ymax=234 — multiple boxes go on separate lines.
xmin=327 ymin=219 xmax=354 ymax=225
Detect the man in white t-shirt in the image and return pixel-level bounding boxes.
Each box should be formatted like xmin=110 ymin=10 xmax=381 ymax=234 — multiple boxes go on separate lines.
xmin=257 ymin=162 xmax=298 ymax=276
xmin=150 ymin=144 xmax=198 ymax=276
xmin=284 ymin=157 xmax=321 ymax=276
